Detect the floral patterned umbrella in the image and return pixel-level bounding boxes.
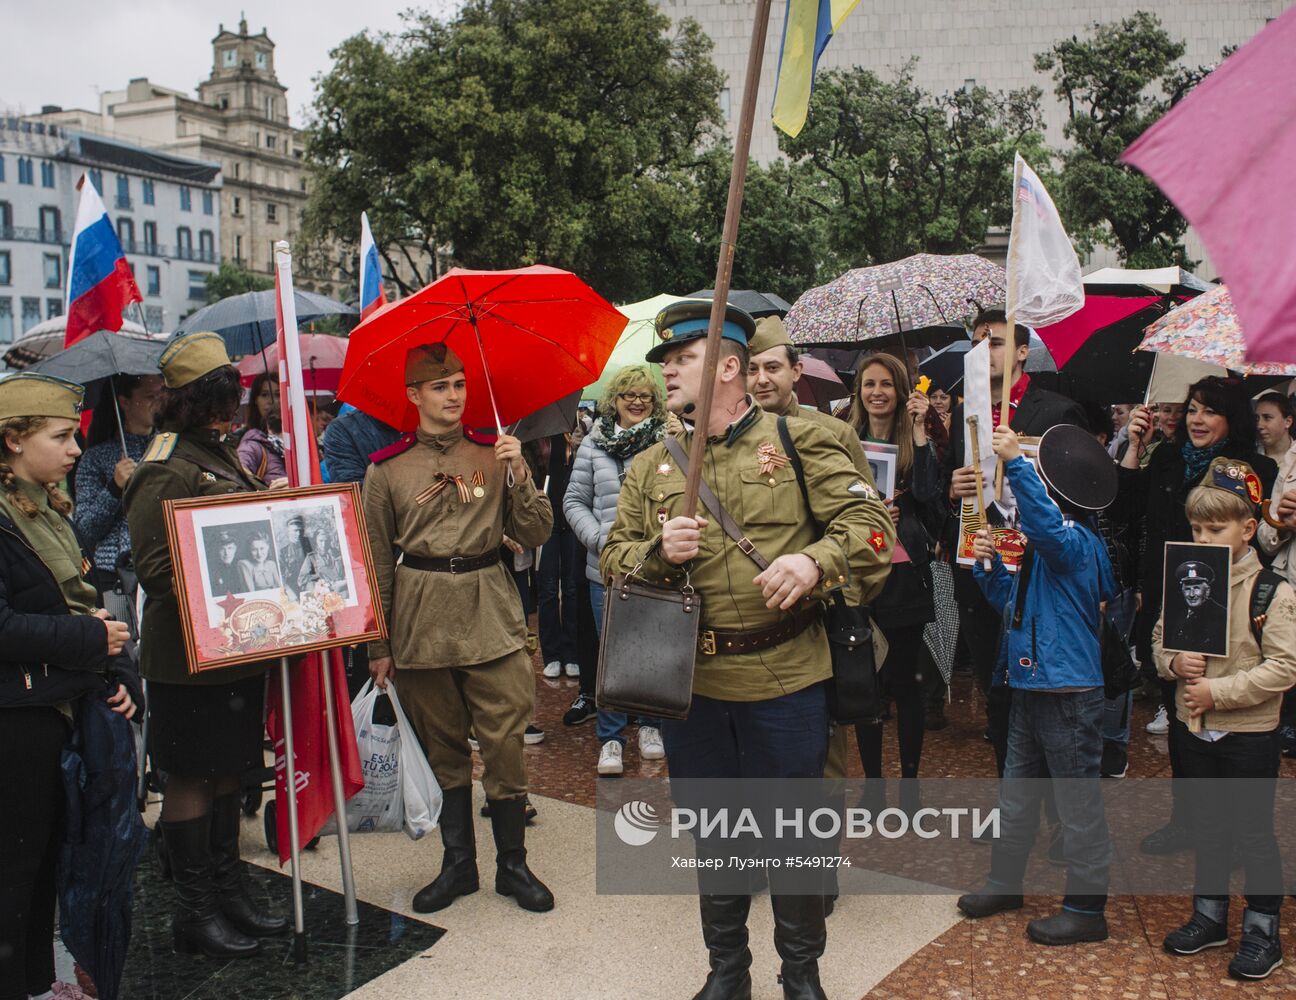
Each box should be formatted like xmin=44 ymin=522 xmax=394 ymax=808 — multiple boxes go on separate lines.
xmin=786 ymin=254 xmax=1006 ymax=348
xmin=1138 ymin=284 xmax=1296 ymax=376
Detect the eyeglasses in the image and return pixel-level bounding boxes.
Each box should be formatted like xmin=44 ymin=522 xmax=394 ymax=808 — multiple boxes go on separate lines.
xmin=618 ymin=393 xmax=654 ymax=404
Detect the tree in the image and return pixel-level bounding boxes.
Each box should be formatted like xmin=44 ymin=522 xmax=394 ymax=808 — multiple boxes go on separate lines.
xmin=302 ymin=0 xmax=728 ymax=302
xmin=1035 ymin=12 xmax=1224 ymax=268
xmin=778 ymin=65 xmax=1046 ymax=269
xmin=205 ymin=260 xmax=273 ymax=303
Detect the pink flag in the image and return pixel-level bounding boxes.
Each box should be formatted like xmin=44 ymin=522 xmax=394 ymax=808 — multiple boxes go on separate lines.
xmin=1121 ymin=7 xmax=1296 ymax=363
xmin=264 ymin=248 xmax=363 ymax=865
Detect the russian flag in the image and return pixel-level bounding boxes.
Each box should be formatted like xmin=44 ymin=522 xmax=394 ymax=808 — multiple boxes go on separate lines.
xmin=65 ymin=174 xmax=142 ymax=347
xmin=359 ymin=211 xmax=384 ymax=320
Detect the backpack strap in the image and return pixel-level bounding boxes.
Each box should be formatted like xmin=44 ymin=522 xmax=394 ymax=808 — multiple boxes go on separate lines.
xmin=1249 ymin=567 xmax=1284 ymax=645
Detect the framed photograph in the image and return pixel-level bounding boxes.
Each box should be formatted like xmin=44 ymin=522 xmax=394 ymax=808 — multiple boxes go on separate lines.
xmin=1161 ymin=541 xmax=1231 ymax=657
xmin=162 ymin=483 xmax=387 ymax=675
xmin=862 ymin=442 xmax=898 ymax=500
xmin=956 ymin=438 xmax=1040 ymax=573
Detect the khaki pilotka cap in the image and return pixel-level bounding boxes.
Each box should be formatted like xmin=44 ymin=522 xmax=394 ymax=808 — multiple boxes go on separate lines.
xmin=159 ymin=331 xmax=233 ymax=389
xmin=0 ymin=373 xmax=86 ymax=422
xmin=405 ymin=342 xmax=465 ymax=384
xmin=746 ymin=316 xmax=794 ymax=357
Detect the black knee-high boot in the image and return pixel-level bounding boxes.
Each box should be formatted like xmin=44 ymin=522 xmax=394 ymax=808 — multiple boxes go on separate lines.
xmin=413 ymin=785 xmax=479 ymax=913
xmin=164 ymin=815 xmax=259 ymax=958
xmin=692 ymin=894 xmax=753 ymax=1000
xmin=771 ymin=893 xmax=827 ymax=1000
xmin=210 ymin=793 xmax=287 ymax=937
xmin=488 ymin=796 xmax=553 ymax=912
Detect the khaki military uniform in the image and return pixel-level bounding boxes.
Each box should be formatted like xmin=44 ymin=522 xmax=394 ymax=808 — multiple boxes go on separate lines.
xmin=124 ymin=429 xmax=272 ymax=686
xmin=363 ymin=426 xmax=553 ymax=799
xmin=600 ymin=403 xmax=894 ymax=702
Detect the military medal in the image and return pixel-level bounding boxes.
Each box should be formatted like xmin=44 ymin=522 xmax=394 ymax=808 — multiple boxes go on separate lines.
xmin=201 ymin=471 xmax=217 ymax=482
xmin=471 ymin=469 xmax=486 ymax=498
xmin=657 ymin=462 xmax=672 ymax=476
xmin=755 ymin=442 xmax=788 ymax=477
xmin=657 ymin=506 xmax=668 ymax=525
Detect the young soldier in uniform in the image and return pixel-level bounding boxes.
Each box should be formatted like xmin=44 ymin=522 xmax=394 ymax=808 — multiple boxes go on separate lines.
xmin=602 ymin=300 xmax=894 ymax=1000
xmin=362 ymin=343 xmax=555 ymax=914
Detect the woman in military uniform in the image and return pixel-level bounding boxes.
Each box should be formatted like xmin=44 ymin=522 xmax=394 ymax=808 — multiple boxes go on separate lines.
xmin=123 ymin=332 xmax=287 ymax=959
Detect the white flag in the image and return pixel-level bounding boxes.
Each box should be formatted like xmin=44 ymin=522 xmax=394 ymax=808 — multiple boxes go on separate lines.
xmin=1005 ymin=154 xmax=1084 ymax=327
xmin=962 ymin=339 xmax=994 ymax=468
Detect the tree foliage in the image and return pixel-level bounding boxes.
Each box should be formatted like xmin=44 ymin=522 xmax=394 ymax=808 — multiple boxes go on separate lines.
xmin=1034 ymin=12 xmax=1223 ymax=268
xmin=779 ymin=65 xmax=1046 ymax=269
xmin=302 ymin=0 xmax=727 ymax=302
xmin=205 ymin=260 xmax=273 ymax=304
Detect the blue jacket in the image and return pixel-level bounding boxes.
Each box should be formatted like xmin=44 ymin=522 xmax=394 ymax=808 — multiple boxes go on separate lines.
xmin=321 ymin=406 xmax=401 ymax=485
xmin=973 ymin=455 xmax=1117 ymax=691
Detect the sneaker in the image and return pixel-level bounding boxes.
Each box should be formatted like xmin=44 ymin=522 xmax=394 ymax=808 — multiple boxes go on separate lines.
xmin=638 ymin=726 xmax=665 ymax=760
xmin=1163 ymin=911 xmax=1229 ymax=955
xmin=564 ymin=662 xmax=580 ymax=678
xmin=542 ymin=661 xmax=562 ymax=678
xmin=562 ymin=693 xmax=597 ymax=726
xmin=1279 ymin=723 xmax=1296 ymax=758
xmin=1145 ymin=705 xmax=1169 ymax=735
xmin=524 ymin=724 xmax=545 ymax=745
xmin=1229 ymin=927 xmax=1283 ymax=980
xmin=1100 ymin=741 xmax=1128 ymax=779
xmin=597 ymin=740 xmax=624 ymax=776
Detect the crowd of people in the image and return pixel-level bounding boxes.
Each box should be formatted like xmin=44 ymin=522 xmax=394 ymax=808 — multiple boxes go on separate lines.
xmin=2 ymin=298 xmax=1296 ymax=999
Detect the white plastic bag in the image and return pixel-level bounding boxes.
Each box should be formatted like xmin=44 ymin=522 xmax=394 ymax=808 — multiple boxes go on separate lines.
xmin=386 ymin=679 xmax=443 ymax=840
xmin=321 ymin=679 xmax=403 ymax=835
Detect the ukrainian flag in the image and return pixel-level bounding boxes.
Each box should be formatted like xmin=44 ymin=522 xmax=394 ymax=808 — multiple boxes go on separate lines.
xmin=771 ymin=0 xmax=860 ymax=138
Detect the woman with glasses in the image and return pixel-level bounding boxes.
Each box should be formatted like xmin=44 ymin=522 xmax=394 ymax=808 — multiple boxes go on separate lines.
xmin=563 ymin=366 xmax=667 ymax=776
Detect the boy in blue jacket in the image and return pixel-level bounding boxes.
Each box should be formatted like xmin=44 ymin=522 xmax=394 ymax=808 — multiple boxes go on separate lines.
xmin=956 ymin=423 xmax=1119 ymax=946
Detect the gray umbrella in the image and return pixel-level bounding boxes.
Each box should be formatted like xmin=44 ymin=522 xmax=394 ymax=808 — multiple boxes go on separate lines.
xmin=504 ymin=391 xmax=582 ymax=443
xmin=686 ymin=288 xmax=793 ymax=319
xmin=176 ymin=289 xmax=357 ymax=356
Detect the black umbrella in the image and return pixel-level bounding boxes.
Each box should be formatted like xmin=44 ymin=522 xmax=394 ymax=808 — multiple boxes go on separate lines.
xmin=505 ymin=391 xmax=582 ymax=443
xmin=27 ymin=331 xmax=167 ymax=451
xmin=1054 ymin=302 xmax=1172 ymax=405
xmin=686 ymin=288 xmax=793 ymax=319
xmin=176 ymin=289 xmax=357 ymax=356
xmin=920 ymin=334 xmax=1055 ymax=394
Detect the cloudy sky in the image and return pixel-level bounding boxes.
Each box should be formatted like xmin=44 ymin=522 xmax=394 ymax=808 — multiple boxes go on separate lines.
xmin=4 ymin=1 xmax=460 ymax=126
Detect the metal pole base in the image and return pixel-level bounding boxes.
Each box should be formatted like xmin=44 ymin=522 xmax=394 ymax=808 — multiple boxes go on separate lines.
xmin=292 ymin=930 xmax=308 ymax=965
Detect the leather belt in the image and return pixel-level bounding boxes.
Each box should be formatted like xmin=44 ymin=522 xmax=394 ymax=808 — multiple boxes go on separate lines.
xmin=698 ymin=603 xmax=821 ymax=656
xmin=402 ymin=551 xmax=501 ymax=574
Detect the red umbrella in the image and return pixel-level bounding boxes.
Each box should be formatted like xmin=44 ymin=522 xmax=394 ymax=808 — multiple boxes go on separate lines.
xmin=237 ymin=334 xmax=348 ymax=391
xmin=336 ymin=266 xmax=626 ymax=433
xmin=795 ymin=356 xmax=850 ymax=408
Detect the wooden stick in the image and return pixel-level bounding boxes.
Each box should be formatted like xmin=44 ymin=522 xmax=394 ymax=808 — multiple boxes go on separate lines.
xmin=993 ymin=311 xmax=1015 ymax=500
xmin=681 ymin=0 xmax=775 ymax=517
xmin=967 ymin=415 xmax=992 ymax=571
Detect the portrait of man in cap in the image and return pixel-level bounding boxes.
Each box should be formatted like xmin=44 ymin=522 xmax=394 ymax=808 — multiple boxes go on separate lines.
xmin=1162 ymin=542 xmax=1231 ymax=657
xmin=206 ymin=528 xmax=246 ymax=598
xmin=276 ymin=513 xmax=310 ymax=598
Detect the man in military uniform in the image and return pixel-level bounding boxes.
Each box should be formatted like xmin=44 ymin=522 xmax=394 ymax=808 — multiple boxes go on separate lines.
xmin=601 ymin=300 xmax=894 ymax=1000
xmin=1167 ymin=560 xmax=1228 ymax=656
xmin=208 ymin=530 xmax=244 ymax=597
xmin=363 ymin=342 xmax=554 ymax=914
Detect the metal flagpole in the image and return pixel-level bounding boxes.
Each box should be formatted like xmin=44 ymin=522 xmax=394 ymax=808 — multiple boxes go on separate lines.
xmin=681 ymin=0 xmax=775 ymax=513
xmin=275 ymin=241 xmax=360 ymax=927
xmin=278 ymin=656 xmax=308 ymax=962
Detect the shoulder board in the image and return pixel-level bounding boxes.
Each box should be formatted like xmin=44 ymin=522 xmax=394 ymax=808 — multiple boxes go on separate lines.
xmin=141 ymin=432 xmax=178 ymax=463
xmin=369 ymin=432 xmax=417 ymax=465
xmin=464 ymin=426 xmax=497 ymax=446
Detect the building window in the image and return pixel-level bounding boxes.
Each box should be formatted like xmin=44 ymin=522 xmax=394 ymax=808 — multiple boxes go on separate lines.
xmin=146 ymin=265 xmax=160 ymax=296
xmin=0 ymin=201 xmax=9 ymax=234
xmin=143 ymin=220 xmax=157 ymax=254
xmin=117 ymin=217 xmax=135 ymax=250
xmin=142 ymin=179 xmax=155 ymax=205
xmin=21 ymin=298 xmax=41 ymax=334
xmin=222 ymin=48 xmax=237 ymax=67
xmin=144 ymin=304 xmax=163 ymax=332
xmin=0 ymin=251 xmax=9 ymax=285
xmin=43 ymin=254 xmax=61 ymax=289
xmin=219 ymin=96 xmax=229 ymax=110
xmin=266 ymin=134 xmax=277 ymax=151
xmin=88 ymin=168 xmax=103 ymax=194
xmin=18 ymin=157 xmax=33 ymax=185
xmin=0 ymin=156 xmax=5 ymax=182
xmin=0 ymin=298 xmax=12 ymax=343
xmin=235 ymin=234 xmax=243 ymax=262
xmin=199 ymin=230 xmax=214 ymax=262
xmin=188 ymin=270 xmax=206 ymax=301
xmin=46 ymin=299 xmax=62 ymax=319
xmin=232 ymin=162 xmax=240 ymax=180
xmin=179 ymin=185 xmax=192 ymax=212
xmin=265 ymin=202 xmax=277 ymax=224
xmin=39 ymin=206 xmax=61 ymax=242
xmin=256 ymin=51 xmax=267 ymax=70
xmin=176 ymin=226 xmax=193 ymax=259
xmin=115 ymin=174 xmax=131 ymax=209
xmin=40 ymin=162 xmax=56 ymax=188
xmin=202 ymin=190 xmax=214 ymax=215
xmin=232 ymin=195 xmax=242 ymax=216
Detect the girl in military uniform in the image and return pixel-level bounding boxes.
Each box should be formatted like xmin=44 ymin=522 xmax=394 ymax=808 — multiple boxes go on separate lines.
xmin=123 ymin=332 xmax=287 ymax=959
xmin=0 ymin=373 xmax=139 ymax=1000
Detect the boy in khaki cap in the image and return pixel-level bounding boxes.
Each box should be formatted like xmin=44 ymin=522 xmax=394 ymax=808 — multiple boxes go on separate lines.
xmin=1154 ymin=456 xmax=1296 ymax=979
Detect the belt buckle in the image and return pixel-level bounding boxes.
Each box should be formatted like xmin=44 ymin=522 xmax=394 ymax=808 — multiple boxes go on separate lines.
xmin=448 ymin=556 xmax=463 ymax=574
xmin=699 ymin=629 xmax=717 ymax=656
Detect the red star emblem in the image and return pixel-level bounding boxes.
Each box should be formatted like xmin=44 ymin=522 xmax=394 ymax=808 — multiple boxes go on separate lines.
xmin=216 ymin=592 xmax=243 ymax=621
xmin=868 ymin=531 xmax=888 ymax=553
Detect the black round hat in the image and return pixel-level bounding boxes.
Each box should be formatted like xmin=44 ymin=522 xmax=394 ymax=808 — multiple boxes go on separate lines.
xmin=1036 ymin=423 xmax=1118 ymax=512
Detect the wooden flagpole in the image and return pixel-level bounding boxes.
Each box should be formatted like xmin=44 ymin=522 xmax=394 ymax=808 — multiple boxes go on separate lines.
xmin=681 ymin=0 xmax=776 ymax=515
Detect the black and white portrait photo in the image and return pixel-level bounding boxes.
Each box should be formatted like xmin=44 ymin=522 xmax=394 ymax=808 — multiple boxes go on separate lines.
xmin=1161 ymin=541 xmax=1231 ymax=657
xmin=862 ymin=443 xmax=897 ymax=500
xmin=200 ymin=520 xmax=278 ymax=598
xmin=271 ymin=503 xmax=354 ymax=601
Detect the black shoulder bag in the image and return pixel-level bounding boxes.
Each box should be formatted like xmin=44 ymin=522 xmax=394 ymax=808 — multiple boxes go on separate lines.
xmin=777 ymin=417 xmax=883 ymax=723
